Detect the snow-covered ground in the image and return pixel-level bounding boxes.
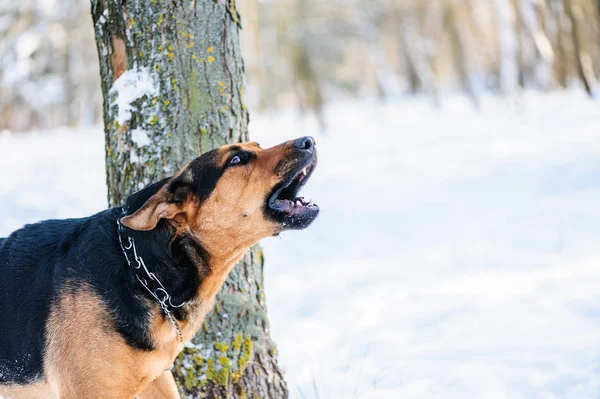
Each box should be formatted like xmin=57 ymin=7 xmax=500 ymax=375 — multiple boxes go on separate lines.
xmin=1 ymin=92 xmax=600 ymax=398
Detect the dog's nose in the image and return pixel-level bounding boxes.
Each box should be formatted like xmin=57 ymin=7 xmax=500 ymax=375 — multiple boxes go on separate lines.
xmin=293 ymin=136 xmax=315 ymax=152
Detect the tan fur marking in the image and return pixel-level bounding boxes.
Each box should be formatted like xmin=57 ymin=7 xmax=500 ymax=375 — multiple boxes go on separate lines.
xmin=137 ymin=371 xmax=180 ymax=399
xmin=185 ymin=142 xmax=293 ymax=300
xmin=0 ymin=382 xmax=55 ymax=399
xmin=122 ymin=141 xmax=297 ymax=302
xmin=44 ymin=286 xmax=177 ymax=399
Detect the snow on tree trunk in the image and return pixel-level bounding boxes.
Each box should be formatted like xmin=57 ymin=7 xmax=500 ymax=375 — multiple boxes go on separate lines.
xmin=90 ymin=1 xmax=288 ymax=397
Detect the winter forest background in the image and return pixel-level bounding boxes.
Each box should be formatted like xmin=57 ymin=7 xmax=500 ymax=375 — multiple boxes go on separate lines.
xmin=2 ymin=0 xmax=600 ymax=131
xmin=2 ymin=1 xmax=600 ymax=398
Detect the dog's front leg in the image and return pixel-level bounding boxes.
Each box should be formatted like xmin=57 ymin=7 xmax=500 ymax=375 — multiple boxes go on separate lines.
xmin=137 ymin=370 xmax=181 ymax=399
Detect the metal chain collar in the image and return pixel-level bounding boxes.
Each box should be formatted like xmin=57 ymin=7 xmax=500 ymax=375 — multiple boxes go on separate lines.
xmin=116 ymin=213 xmax=185 ymax=342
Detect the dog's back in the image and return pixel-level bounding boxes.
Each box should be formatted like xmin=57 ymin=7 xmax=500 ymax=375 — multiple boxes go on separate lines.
xmin=0 ymin=219 xmax=80 ymax=384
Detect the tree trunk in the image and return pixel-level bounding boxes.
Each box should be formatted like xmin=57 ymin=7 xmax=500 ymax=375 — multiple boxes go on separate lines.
xmin=563 ymin=0 xmax=596 ymax=95
xmin=493 ymin=0 xmax=520 ymax=93
xmin=89 ymin=1 xmax=288 ymax=398
xmin=290 ymin=0 xmax=325 ymax=131
xmin=552 ymin=1 xmax=569 ymax=88
xmin=446 ymin=0 xmax=480 ymax=106
xmin=398 ymin=10 xmax=441 ymax=105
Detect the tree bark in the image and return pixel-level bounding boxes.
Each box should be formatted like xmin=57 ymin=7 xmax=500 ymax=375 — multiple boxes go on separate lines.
xmin=90 ymin=1 xmax=288 ymax=398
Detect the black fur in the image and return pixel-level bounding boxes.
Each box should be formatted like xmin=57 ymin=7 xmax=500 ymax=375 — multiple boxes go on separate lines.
xmin=172 ymin=148 xmax=222 ymax=201
xmin=0 ymin=152 xmax=224 ymax=385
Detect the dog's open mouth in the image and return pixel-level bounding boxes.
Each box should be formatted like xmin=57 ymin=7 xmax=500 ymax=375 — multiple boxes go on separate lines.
xmin=267 ymin=159 xmax=319 ymax=229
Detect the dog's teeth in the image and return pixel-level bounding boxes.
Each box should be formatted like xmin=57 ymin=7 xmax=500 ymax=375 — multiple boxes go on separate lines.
xmin=296 ymin=200 xmax=302 ymax=206
xmin=308 ymin=199 xmax=314 ymax=206
xmin=302 ymin=167 xmax=307 ymax=175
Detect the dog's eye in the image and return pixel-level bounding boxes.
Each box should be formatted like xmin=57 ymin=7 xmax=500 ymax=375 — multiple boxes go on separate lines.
xmin=229 ymin=155 xmax=241 ymax=165
xmin=227 ymin=151 xmax=253 ymax=167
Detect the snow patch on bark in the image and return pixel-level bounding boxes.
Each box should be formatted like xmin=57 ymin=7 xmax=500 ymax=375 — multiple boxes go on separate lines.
xmin=129 ymin=150 xmax=139 ymax=164
xmin=130 ymin=127 xmax=150 ymax=147
xmin=96 ymin=9 xmax=109 ymax=37
xmin=109 ymin=67 xmax=158 ymax=126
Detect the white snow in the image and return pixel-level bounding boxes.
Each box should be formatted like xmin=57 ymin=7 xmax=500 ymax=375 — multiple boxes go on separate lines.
xmin=130 ymin=127 xmax=151 ymax=147
xmin=1 ymin=92 xmax=600 ymax=398
xmin=109 ymin=66 xmax=158 ymax=126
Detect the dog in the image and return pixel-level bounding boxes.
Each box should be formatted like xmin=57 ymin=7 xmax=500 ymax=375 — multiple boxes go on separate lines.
xmin=0 ymin=136 xmax=319 ymax=399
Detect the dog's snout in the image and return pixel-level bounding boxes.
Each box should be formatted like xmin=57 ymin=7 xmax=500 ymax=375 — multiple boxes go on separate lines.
xmin=293 ymin=136 xmax=315 ymax=152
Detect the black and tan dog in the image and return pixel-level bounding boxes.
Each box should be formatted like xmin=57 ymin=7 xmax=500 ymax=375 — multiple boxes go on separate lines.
xmin=0 ymin=136 xmax=319 ymax=399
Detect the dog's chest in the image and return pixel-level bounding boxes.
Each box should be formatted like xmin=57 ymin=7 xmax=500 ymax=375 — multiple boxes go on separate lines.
xmin=149 ymin=297 xmax=216 ymax=368
xmin=144 ymin=258 xmax=241 ymax=379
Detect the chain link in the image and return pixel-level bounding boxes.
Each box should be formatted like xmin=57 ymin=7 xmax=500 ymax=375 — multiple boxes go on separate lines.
xmin=117 ymin=214 xmax=185 ymax=343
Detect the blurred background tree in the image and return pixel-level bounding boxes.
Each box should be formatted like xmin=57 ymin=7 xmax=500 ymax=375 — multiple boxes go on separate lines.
xmin=0 ymin=0 xmax=101 ymax=131
xmin=1 ymin=0 xmax=599 ymax=132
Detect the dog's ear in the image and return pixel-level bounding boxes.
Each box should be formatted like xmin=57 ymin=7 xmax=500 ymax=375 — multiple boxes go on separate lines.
xmin=121 ymin=179 xmax=195 ymax=231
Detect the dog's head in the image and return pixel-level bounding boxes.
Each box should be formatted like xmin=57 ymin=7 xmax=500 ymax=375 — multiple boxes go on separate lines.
xmin=121 ymin=137 xmax=319 ymax=252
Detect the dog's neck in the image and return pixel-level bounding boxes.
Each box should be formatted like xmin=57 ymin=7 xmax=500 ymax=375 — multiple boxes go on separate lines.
xmin=117 ymin=213 xmax=249 ymax=313
xmin=119 ymin=181 xmax=250 ymax=320
xmin=117 ymin=219 xmax=202 ymax=314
